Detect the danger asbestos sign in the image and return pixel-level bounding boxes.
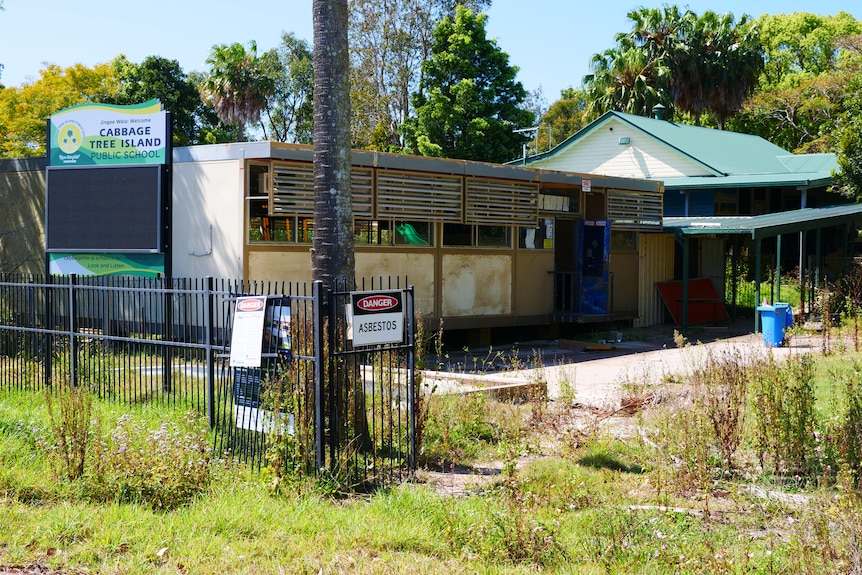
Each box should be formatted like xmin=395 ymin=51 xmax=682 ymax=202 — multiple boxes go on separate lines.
xmin=350 ymin=290 xmax=405 ymax=346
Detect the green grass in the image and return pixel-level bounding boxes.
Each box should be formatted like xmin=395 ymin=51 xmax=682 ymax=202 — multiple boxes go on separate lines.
xmin=6 ymin=333 xmax=862 ymax=573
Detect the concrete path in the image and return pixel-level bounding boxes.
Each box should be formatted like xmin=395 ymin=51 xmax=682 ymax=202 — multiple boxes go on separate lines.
xmin=424 ymin=327 xmax=823 ymax=409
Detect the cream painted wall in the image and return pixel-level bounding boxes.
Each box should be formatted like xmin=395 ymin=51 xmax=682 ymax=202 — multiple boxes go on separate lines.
xmin=356 ymin=251 xmax=436 ymax=318
xmin=442 ymin=253 xmax=512 ymax=316
xmin=532 ymin=119 xmax=710 ymax=179
xmin=248 ymin=250 xmax=313 ymax=284
xmin=247 ymin=249 xmax=437 ymax=319
xmin=514 ymin=252 xmax=554 ymax=316
xmin=172 ymin=160 xmax=244 ymax=279
xmin=610 ymin=251 xmax=639 ymax=314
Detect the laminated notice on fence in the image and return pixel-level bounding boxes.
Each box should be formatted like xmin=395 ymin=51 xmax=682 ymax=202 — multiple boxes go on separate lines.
xmin=229 ymin=296 xmax=267 ymax=367
xmin=349 ymin=290 xmax=404 ymax=347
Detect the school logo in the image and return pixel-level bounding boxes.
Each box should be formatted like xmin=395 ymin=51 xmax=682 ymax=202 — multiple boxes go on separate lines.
xmin=57 ymin=121 xmax=84 ymax=154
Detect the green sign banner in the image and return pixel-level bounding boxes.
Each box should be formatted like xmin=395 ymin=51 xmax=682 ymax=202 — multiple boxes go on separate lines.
xmin=49 ymin=100 xmax=168 ymax=167
xmin=48 ymin=253 xmax=165 ymax=277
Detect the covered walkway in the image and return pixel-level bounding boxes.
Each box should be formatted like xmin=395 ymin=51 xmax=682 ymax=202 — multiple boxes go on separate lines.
xmin=664 ymin=203 xmax=862 ymax=332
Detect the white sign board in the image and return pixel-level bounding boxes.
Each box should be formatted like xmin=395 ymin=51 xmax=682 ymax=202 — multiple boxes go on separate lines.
xmin=350 ymin=290 xmax=405 ymax=346
xmin=582 ymin=179 xmax=591 ymax=193
xmin=229 ymin=296 xmax=267 ymax=367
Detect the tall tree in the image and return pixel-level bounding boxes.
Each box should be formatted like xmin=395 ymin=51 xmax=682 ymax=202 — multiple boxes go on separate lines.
xmin=583 ymin=6 xmax=679 ymax=120
xmin=537 ymin=88 xmax=587 ymax=151
xmin=833 ymin=35 xmax=862 ymax=198
xmin=405 ymin=6 xmax=534 ymax=163
xmin=0 ymin=1 xmax=4 ymax=86
xmin=584 ymin=7 xmax=763 ymax=128
xmin=677 ymin=11 xmax=763 ymax=129
xmin=312 ymin=0 xmax=354 ymax=288
xmin=729 ymin=13 xmax=862 ymax=151
xmin=757 ymin=11 xmax=862 ymax=87
xmin=259 ymin=32 xmax=314 ymax=144
xmin=583 ymin=43 xmax=672 ymax=121
xmin=199 ymin=42 xmax=272 ymax=142
xmin=348 ymin=0 xmax=492 ymax=150
xmin=111 ymin=55 xmax=209 ymax=146
xmin=0 ymin=63 xmax=116 ymax=157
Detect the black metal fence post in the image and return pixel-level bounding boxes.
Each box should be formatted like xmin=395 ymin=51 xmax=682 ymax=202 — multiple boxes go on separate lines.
xmin=205 ymin=276 xmax=215 ymax=429
xmin=313 ymin=280 xmax=325 ymax=471
xmin=44 ymin=274 xmax=53 ymax=388
xmin=68 ymin=274 xmax=77 ymax=388
xmin=406 ymin=285 xmax=416 ymax=471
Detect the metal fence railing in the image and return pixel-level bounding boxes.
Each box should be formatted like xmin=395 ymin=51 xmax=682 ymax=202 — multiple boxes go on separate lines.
xmin=0 ymin=273 xmax=415 ymax=486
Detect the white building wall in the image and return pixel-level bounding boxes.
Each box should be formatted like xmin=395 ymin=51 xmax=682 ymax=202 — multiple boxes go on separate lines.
xmin=172 ymin=160 xmax=244 ymax=279
xmin=533 ymin=120 xmax=711 ymax=179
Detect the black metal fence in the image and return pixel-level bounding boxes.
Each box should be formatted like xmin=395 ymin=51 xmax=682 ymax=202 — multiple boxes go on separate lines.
xmin=0 ymin=273 xmax=415 ymax=486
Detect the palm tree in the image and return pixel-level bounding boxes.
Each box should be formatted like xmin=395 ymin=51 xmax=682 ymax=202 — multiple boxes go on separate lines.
xmin=584 ymin=7 xmax=763 ymax=129
xmin=583 ymin=45 xmax=671 ymax=120
xmin=695 ymin=12 xmax=764 ymax=129
xmin=199 ymin=41 xmax=271 ymax=142
xmin=312 ymin=0 xmax=354 ymax=288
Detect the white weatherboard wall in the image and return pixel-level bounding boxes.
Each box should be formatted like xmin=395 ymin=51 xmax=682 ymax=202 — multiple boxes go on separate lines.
xmin=172 ymin=159 xmax=244 ymax=279
xmin=532 ymin=119 xmax=709 ymax=179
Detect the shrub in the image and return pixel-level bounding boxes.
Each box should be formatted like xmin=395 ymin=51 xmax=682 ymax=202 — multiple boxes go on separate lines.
xmin=691 ymin=348 xmax=750 ymax=471
xmin=751 ymin=354 xmax=818 ymax=478
xmin=43 ymin=381 xmax=98 ymax=481
xmin=88 ymin=412 xmax=216 ymax=510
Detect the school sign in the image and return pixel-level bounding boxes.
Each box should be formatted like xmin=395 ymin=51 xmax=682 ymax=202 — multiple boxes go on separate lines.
xmin=48 ymin=99 xmax=168 ymax=166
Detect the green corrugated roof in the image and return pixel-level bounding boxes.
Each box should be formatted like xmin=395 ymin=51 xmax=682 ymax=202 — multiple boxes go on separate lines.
xmin=520 ymin=111 xmax=838 ymax=189
xmin=664 ymin=204 xmax=862 ymax=240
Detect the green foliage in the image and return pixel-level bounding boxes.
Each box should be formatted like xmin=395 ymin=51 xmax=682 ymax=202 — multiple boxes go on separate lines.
xmin=259 ymin=32 xmax=314 ymax=144
xmin=87 ymin=411 xmax=216 ymax=510
xmin=43 ymin=382 xmax=97 ymax=482
xmin=692 ymin=348 xmax=750 ymax=470
xmin=199 ymin=41 xmax=273 ymax=142
xmin=111 ymin=55 xmax=214 ymax=147
xmin=420 ymin=392 xmax=525 ymax=463
xmin=536 ymin=87 xmax=587 ymax=152
xmin=261 ymin=362 xmax=317 ymax=490
xmin=404 ymin=6 xmax=535 ymax=163
xmin=751 ymin=354 xmax=818 ymax=478
xmin=0 ymin=63 xmax=117 ymax=157
xmin=730 ymin=13 xmax=862 ymax=152
xmin=584 ymin=6 xmax=763 ymax=127
xmin=836 ymin=71 xmax=862 ymax=199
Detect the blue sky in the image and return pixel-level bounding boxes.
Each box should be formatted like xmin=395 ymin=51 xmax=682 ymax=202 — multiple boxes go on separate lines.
xmin=0 ymin=0 xmax=858 ymax=105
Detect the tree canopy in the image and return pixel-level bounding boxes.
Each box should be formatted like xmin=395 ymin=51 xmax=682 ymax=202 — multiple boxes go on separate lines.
xmin=199 ymin=42 xmax=273 ymax=142
xmin=111 ymin=55 xmax=213 ymax=147
xmin=584 ymin=7 xmax=763 ymax=129
xmin=0 ymin=63 xmax=116 ymax=157
xmin=404 ymin=6 xmax=534 ymax=163
xmin=259 ymin=32 xmax=314 ymax=144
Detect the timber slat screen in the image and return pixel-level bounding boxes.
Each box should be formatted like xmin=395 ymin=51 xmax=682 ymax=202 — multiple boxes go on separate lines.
xmin=0 ymin=274 xmax=415 ymax=484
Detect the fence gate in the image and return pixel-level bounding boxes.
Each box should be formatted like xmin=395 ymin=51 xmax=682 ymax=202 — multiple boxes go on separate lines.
xmin=0 ymin=274 xmax=416 ymax=487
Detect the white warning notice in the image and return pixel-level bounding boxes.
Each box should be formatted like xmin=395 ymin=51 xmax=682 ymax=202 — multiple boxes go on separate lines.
xmin=349 ymin=290 xmax=404 ymax=346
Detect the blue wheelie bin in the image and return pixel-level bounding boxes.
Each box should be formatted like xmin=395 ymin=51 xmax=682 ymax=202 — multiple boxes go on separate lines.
xmin=757 ymin=302 xmax=790 ymax=347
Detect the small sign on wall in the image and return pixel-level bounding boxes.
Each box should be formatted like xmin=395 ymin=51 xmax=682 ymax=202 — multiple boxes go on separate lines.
xmin=349 ymin=290 xmax=405 ymax=346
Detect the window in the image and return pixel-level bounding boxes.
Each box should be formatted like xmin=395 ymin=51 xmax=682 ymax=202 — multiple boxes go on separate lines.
xmin=715 ymin=190 xmax=738 ymax=216
xmin=354 ymin=220 xmax=433 ymax=246
xmin=443 ymin=224 xmax=511 ymax=247
xmin=519 ymin=219 xmax=553 ymax=249
xmin=247 ymin=163 xmax=314 ymax=244
xmin=611 ymin=230 xmax=637 ymax=252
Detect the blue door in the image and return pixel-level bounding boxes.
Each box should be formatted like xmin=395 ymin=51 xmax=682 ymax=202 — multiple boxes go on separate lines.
xmin=578 ymin=220 xmax=610 ymax=315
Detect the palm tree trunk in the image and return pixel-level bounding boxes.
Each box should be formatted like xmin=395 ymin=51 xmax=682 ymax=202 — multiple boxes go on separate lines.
xmin=312 ymin=0 xmax=354 ymax=288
